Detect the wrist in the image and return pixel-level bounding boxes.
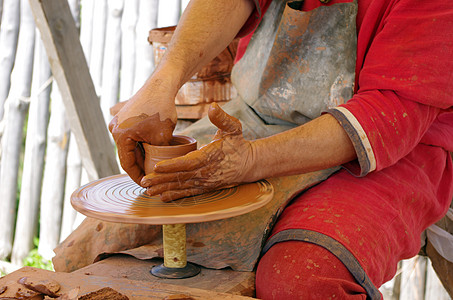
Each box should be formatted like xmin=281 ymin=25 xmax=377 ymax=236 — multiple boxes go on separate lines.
xmin=142 ymin=69 xmax=182 ymax=103
xmin=152 ymin=55 xmax=192 ymax=90
xmin=242 ymin=140 xmax=264 ymax=182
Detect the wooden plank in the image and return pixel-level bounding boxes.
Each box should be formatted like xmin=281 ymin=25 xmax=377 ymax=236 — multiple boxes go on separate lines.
xmin=74 ymin=255 xmax=256 ymax=297
xmin=0 ymin=266 xmax=255 ymax=299
xmin=28 ymin=0 xmax=119 ymax=180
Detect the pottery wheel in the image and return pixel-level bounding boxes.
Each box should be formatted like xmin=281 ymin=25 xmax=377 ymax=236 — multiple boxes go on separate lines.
xmin=71 ymin=174 xmax=274 ymax=225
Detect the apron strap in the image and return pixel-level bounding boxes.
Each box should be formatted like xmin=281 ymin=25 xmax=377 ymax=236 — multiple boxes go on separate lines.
xmin=262 ymin=229 xmax=381 ymax=300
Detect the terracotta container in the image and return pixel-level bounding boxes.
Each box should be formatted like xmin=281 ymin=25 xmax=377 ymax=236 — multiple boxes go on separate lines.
xmin=148 ymin=26 xmax=238 ymax=105
xmin=143 ymin=135 xmax=197 ymax=174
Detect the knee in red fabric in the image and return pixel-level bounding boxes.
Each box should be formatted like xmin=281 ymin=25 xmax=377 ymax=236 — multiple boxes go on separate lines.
xmin=256 ymin=241 xmax=368 ymax=299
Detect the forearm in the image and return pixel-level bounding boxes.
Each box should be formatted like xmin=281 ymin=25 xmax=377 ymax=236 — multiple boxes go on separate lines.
xmin=247 ymin=114 xmax=357 ymax=180
xmin=152 ymin=0 xmax=255 ymax=90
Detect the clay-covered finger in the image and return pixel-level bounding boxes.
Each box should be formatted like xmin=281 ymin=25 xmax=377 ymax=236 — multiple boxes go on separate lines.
xmin=108 ymin=115 xmax=118 ymax=133
xmin=116 ymin=138 xmax=144 ymax=185
xmin=145 ymin=179 xmax=203 ymax=196
xmin=160 ymin=188 xmax=207 ymax=202
xmin=154 ymin=150 xmax=207 ymax=173
xmin=141 ymin=171 xmax=197 ymax=187
xmin=208 ymin=103 xmax=242 ymax=134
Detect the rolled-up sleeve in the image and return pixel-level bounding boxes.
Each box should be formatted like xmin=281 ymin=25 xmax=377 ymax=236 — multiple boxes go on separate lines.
xmin=327 ymin=0 xmax=453 ymax=176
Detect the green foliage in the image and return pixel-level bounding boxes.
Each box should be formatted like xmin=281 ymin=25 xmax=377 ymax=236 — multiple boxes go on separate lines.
xmin=22 ymin=237 xmax=54 ymax=271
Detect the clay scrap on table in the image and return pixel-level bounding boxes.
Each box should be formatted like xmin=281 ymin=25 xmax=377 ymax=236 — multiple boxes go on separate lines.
xmin=77 ymin=287 xmax=129 ymax=300
xmin=0 ymin=280 xmax=43 ymax=300
xmin=0 ymin=279 xmax=129 ymax=300
xmin=18 ymin=277 xmax=60 ymax=298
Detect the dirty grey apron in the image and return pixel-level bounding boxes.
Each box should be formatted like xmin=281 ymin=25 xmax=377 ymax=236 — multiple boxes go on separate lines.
xmin=55 ymin=3 xmax=375 ymax=296
xmin=181 ymin=0 xmax=357 ymax=144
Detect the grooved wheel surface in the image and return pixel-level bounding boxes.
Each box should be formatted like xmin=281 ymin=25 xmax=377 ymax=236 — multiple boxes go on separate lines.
xmin=71 ymin=174 xmax=273 ymax=224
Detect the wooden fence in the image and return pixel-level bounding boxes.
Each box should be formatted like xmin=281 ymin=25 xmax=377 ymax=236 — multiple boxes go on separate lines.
xmin=0 ymin=0 xmax=450 ymax=299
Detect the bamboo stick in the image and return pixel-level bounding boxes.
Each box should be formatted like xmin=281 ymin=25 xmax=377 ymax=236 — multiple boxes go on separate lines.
xmin=157 ymin=0 xmax=181 ymax=28
xmin=0 ymin=260 xmax=21 ymax=275
xmin=79 ymin=0 xmax=94 ymax=65
xmin=119 ymin=0 xmax=138 ymax=101
xmin=0 ymin=0 xmax=35 ymax=260
xmin=67 ymin=0 xmax=79 ymax=28
xmin=89 ymin=0 xmax=107 ymax=95
xmin=70 ymin=169 xmax=89 ymax=233
xmin=38 ymin=85 xmax=70 ymax=261
xmin=100 ymin=0 xmax=123 ymax=126
xmin=0 ymin=0 xmax=20 ymax=120
xmin=60 ymin=134 xmax=82 ymax=242
xmin=11 ymin=34 xmax=51 ymax=265
xmin=0 ymin=0 xmax=3 ymax=28
xmin=133 ymin=0 xmax=158 ymax=92
xmin=181 ymin=0 xmax=190 ymax=11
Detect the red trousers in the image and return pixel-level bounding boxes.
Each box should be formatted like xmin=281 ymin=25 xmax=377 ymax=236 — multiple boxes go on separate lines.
xmin=256 ymin=241 xmax=368 ymax=299
xmin=256 ymin=144 xmax=452 ymax=299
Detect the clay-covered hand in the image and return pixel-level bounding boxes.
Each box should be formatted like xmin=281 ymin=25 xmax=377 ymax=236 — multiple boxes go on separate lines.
xmin=141 ymin=103 xmax=256 ymax=202
xmin=109 ymin=79 xmax=177 ymax=185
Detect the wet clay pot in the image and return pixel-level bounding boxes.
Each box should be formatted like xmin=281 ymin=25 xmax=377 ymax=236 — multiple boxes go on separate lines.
xmin=143 ymin=135 xmax=197 ymax=174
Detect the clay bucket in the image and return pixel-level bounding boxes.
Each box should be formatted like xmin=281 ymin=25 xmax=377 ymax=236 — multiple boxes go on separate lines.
xmin=143 ymin=135 xmax=197 ymax=174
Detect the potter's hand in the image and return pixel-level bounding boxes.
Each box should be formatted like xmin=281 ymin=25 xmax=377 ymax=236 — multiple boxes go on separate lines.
xmin=109 ymin=79 xmax=177 ymax=185
xmin=141 ymin=103 xmax=255 ymax=202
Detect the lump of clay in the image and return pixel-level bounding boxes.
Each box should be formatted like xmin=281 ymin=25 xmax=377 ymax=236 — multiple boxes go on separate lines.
xmin=78 ymin=287 xmax=128 ymax=300
xmin=17 ymin=277 xmax=60 ymax=298
xmin=0 ymin=280 xmax=43 ymax=300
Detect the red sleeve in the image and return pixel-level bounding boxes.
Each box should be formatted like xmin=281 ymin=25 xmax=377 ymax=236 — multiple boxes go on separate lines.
xmin=236 ymin=0 xmax=272 ymax=38
xmin=327 ymin=0 xmax=453 ymax=176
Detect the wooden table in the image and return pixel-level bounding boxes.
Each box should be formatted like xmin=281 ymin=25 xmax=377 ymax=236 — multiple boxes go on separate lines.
xmin=0 ymin=264 xmax=256 ymax=299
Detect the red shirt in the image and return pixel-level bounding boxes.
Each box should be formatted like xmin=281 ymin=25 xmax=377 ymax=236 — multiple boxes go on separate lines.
xmin=236 ymin=0 xmax=453 ymax=286
xmin=236 ymin=0 xmax=453 ymax=176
